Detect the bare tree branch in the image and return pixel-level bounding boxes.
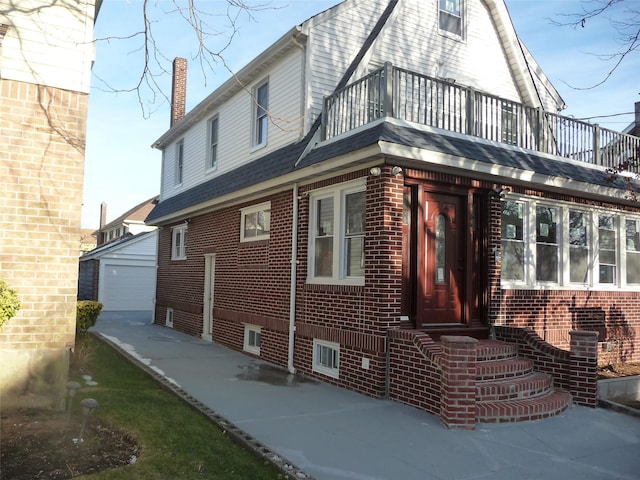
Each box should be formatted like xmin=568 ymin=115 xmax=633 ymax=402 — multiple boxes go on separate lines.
xmin=550 ymin=0 xmax=640 ymax=89
xmin=92 ymin=1 xmax=277 ymax=119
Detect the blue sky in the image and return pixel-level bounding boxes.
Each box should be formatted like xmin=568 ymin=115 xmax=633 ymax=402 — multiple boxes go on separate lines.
xmin=82 ymin=0 xmax=640 ymax=228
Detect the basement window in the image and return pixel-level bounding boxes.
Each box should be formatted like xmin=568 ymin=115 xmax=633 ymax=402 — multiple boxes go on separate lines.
xmin=243 ymin=325 xmax=261 ymax=355
xmin=313 ymin=339 xmax=340 ymax=379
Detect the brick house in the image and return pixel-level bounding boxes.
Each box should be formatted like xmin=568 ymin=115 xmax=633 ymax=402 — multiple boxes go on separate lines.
xmin=146 ymin=0 xmax=640 ymax=428
xmin=0 ymin=0 xmax=99 ymax=409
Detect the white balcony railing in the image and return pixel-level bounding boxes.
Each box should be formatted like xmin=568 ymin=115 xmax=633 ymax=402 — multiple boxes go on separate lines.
xmin=321 ymin=63 xmax=640 ymax=173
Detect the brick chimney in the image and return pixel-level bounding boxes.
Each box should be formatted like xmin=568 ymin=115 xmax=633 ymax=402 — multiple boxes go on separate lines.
xmin=634 ymin=101 xmax=640 ymax=137
xmin=98 ymin=201 xmax=107 ymax=245
xmin=171 ymin=57 xmax=188 ymax=127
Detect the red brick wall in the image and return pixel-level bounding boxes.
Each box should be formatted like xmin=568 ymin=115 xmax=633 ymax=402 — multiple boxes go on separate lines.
xmin=155 ymin=167 xmax=407 ymax=397
xmin=155 ymin=190 xmax=294 ymax=362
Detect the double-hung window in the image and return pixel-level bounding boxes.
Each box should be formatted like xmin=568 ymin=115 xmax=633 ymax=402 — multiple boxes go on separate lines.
xmin=535 ymin=206 xmax=558 ymax=283
xmin=207 ymin=116 xmax=219 ymax=171
xmin=175 ymin=140 xmax=184 ymax=185
xmin=253 ymin=80 xmax=269 ymax=148
xmin=308 ymin=180 xmax=366 ymax=284
xmin=171 ymin=224 xmax=188 ymax=260
xmin=598 ymin=215 xmax=617 ymax=284
xmin=569 ymin=210 xmax=589 ymax=283
xmin=240 ymin=202 xmax=271 ymax=242
xmin=626 ymin=219 xmax=640 ymax=284
xmin=501 ymin=200 xmax=525 ymax=282
xmin=439 ymin=0 xmax=463 ymax=37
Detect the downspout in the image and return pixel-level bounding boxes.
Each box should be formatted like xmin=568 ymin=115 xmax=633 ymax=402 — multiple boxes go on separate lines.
xmin=287 ymin=183 xmax=299 ymax=374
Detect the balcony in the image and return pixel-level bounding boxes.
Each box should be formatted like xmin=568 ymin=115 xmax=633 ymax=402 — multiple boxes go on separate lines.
xmin=321 ymin=63 xmax=639 ymax=174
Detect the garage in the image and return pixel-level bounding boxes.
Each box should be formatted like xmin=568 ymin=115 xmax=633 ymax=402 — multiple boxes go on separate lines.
xmin=78 ymin=231 xmax=157 ymax=314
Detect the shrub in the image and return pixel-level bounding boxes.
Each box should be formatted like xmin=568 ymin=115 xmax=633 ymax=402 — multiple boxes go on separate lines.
xmin=0 ymin=279 xmax=22 ymax=329
xmin=76 ymin=300 xmax=103 ymax=334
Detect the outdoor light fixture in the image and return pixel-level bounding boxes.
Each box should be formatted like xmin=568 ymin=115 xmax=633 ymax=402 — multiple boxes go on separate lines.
xmin=391 ymin=166 xmax=403 ymax=176
xmin=77 ymin=398 xmax=99 ymax=443
xmin=369 ymin=167 xmax=382 ymax=176
xmin=65 ymin=381 xmax=81 ymax=417
xmin=491 ymin=186 xmax=511 ymax=197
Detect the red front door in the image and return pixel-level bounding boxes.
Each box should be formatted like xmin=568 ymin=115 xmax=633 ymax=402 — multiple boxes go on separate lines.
xmin=417 ymin=192 xmax=464 ymax=326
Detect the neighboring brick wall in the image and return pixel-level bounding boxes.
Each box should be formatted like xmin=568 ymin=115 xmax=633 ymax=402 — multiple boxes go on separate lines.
xmin=0 ymin=79 xmax=88 ymax=409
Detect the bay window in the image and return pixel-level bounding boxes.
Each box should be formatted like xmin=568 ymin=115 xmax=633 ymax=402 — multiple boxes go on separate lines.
xmin=500 ymin=197 xmax=640 ymax=290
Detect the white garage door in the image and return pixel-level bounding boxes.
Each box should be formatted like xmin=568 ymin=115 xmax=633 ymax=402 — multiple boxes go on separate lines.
xmin=102 ymin=264 xmax=155 ymax=311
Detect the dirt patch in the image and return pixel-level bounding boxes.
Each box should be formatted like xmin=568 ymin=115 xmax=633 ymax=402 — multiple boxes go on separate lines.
xmin=0 ymin=409 xmax=140 ymax=480
xmin=598 ymin=362 xmax=640 ymax=379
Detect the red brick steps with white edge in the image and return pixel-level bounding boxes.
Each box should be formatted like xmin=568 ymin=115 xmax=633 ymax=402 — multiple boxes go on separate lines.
xmin=475 ymin=340 xmax=572 ymax=423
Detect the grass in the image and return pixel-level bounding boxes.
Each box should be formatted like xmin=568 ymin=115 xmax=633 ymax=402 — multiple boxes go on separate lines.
xmin=72 ymin=334 xmax=285 ymax=480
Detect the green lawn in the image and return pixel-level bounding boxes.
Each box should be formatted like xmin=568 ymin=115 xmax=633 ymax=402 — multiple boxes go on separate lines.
xmin=73 ymin=335 xmax=285 ymax=480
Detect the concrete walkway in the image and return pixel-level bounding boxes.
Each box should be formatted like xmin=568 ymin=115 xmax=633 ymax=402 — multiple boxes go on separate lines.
xmin=92 ymin=312 xmax=640 ymax=480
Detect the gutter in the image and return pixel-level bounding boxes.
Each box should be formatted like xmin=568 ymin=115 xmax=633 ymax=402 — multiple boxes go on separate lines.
xmin=287 ymin=183 xmax=299 ymax=374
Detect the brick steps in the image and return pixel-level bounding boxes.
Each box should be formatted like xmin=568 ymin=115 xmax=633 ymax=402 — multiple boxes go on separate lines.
xmin=475 ymin=340 xmax=571 ymax=423
xmin=476 ymin=372 xmax=552 ymax=401
xmin=477 ymin=390 xmax=572 ymax=423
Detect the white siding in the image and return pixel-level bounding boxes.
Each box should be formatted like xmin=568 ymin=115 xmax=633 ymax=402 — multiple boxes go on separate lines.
xmin=0 ymin=0 xmax=96 ymax=93
xmin=160 ymin=49 xmax=304 ymax=201
xmin=303 ymin=0 xmax=526 ymax=120
xmin=304 ymin=0 xmax=387 ymax=127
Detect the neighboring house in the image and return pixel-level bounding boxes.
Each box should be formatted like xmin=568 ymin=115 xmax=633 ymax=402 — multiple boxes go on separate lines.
xmin=80 ymin=228 xmax=98 ymax=255
xmin=0 ymin=0 xmax=99 ymax=409
xmin=95 ymin=196 xmax=158 ymax=246
xmin=146 ymin=0 xmax=640 ymax=428
xmin=78 ymin=231 xmax=158 ymax=316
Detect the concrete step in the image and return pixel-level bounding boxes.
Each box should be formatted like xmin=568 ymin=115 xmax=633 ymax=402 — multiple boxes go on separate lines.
xmin=476 ymin=372 xmax=552 ymax=401
xmin=477 ymin=390 xmax=572 ymax=423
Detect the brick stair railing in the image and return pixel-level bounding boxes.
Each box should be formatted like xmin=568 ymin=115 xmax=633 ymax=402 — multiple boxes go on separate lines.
xmin=475 ymin=339 xmax=571 ymax=423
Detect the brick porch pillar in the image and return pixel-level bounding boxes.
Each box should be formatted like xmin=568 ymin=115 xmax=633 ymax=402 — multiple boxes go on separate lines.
xmin=440 ymin=336 xmax=478 ymax=430
xmin=569 ymin=330 xmax=598 ymax=407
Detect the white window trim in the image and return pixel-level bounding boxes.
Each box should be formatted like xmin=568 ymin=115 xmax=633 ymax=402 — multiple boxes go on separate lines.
xmin=501 ymin=194 xmax=640 ymax=291
xmin=240 ymin=202 xmax=271 ymax=243
xmin=307 ymin=179 xmax=366 ymax=286
xmin=165 ymin=308 xmax=174 ymax=328
xmin=252 ymin=79 xmax=269 ymax=150
xmin=312 ymin=339 xmax=340 ymax=379
xmin=175 ymin=140 xmax=184 ymax=186
xmin=243 ymin=324 xmax=261 ymax=355
xmin=171 ymin=224 xmax=188 ymax=260
xmin=206 ymin=115 xmax=219 ymax=173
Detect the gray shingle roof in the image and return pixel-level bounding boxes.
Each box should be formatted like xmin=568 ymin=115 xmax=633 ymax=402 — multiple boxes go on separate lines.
xmin=147 ymin=122 xmax=633 ymax=223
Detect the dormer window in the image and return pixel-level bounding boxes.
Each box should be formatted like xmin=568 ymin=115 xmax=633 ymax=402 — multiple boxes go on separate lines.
xmin=439 ymin=0 xmax=463 ymax=38
xmin=253 ymin=80 xmax=269 ymax=148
